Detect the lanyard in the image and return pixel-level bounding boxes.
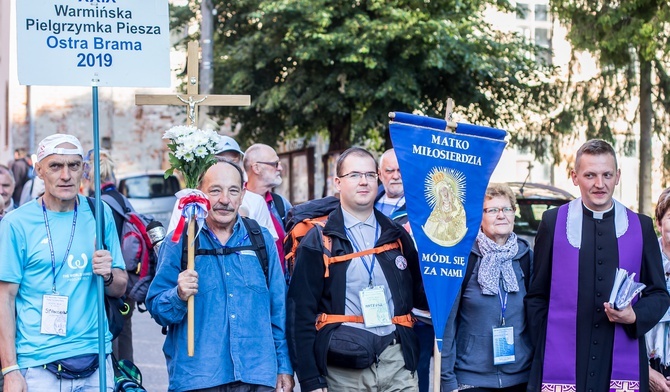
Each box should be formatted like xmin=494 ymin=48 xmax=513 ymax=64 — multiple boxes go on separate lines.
xmin=205 ymin=226 xmax=249 ymax=250
xmin=498 ymin=289 xmax=508 ymax=326
xmin=232 ymin=233 xmax=250 ymax=254
xmin=379 ymin=196 xmax=404 ymax=216
xmin=345 ymin=223 xmax=380 ymax=287
xmin=42 ymin=198 xmax=78 ymax=294
xmin=388 ymin=196 xmax=404 ymax=215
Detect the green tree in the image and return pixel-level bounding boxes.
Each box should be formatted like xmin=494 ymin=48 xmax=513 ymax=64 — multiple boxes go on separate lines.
xmin=547 ymin=0 xmax=670 ymax=215
xmin=173 ymin=0 xmax=556 ymax=154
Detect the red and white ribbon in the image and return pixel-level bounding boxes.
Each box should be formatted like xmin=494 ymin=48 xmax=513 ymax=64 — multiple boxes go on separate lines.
xmin=170 ymin=189 xmax=210 ymax=243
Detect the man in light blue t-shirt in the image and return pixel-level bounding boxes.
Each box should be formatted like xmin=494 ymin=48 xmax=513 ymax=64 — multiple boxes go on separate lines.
xmin=0 ymin=134 xmax=127 ymax=392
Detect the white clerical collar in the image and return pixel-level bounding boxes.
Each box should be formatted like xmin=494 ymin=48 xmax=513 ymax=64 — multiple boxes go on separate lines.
xmin=584 ymin=202 xmax=614 ymax=220
xmin=566 ymin=198 xmax=629 ymax=248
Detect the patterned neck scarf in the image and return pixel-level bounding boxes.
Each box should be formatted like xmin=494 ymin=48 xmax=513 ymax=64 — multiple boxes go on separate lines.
xmin=476 ymin=229 xmax=519 ymax=295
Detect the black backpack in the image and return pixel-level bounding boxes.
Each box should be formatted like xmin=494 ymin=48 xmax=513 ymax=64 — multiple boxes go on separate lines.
xmin=283 ymin=196 xmax=340 ymax=281
xmin=85 ymin=197 xmax=129 ymax=341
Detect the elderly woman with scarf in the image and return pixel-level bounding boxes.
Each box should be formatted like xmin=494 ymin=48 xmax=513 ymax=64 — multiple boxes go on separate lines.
xmin=648 ymin=187 xmax=670 ymax=392
xmin=441 ymin=183 xmax=533 ymax=392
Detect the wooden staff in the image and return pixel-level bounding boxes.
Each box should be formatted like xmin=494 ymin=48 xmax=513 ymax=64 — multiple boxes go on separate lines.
xmin=433 ymin=338 xmax=441 ymax=391
xmin=187 ymin=217 xmax=196 ymax=356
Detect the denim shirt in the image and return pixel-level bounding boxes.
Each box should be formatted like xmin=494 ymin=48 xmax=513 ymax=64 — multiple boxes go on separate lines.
xmin=146 ymin=216 xmax=292 ymax=392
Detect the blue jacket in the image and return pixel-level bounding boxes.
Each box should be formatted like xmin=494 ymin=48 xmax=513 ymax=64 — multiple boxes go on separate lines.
xmin=441 ymin=238 xmax=533 ymax=390
xmin=146 ymin=216 xmax=292 ymax=392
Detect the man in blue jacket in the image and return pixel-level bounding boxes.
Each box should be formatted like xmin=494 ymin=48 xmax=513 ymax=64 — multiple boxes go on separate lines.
xmin=147 ymin=160 xmax=293 ymax=392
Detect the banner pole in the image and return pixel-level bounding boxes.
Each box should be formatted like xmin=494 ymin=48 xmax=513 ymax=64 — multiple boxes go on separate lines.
xmin=92 ymin=84 xmax=108 ymax=391
xmin=433 ymin=338 xmax=441 ymax=392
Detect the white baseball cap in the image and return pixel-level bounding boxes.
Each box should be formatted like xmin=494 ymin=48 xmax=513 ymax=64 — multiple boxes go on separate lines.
xmin=36 ymin=134 xmax=84 ymax=162
xmin=217 ymin=135 xmax=244 ymax=156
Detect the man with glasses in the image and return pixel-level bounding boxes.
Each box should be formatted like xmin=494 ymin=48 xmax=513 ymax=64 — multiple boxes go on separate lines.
xmin=244 ymin=143 xmax=292 ymax=272
xmin=287 ymin=147 xmax=427 ymax=392
xmin=0 ymin=134 xmax=127 ymax=391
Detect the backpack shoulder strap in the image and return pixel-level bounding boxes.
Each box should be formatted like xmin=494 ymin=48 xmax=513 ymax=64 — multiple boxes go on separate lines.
xmin=270 ymin=192 xmax=286 ymax=225
xmin=180 ymin=218 xmax=270 ymax=287
xmin=521 ymin=251 xmax=532 ymax=292
xmin=85 ymin=197 xmax=108 ymax=251
xmin=461 ymin=253 xmax=477 ymax=293
xmin=180 ymin=227 xmax=195 ymax=272
xmin=241 ymin=217 xmax=269 ymax=287
xmin=101 ymin=191 xmax=132 ymax=217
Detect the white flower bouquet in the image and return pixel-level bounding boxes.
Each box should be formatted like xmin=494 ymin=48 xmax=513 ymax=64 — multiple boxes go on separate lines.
xmin=162 ymin=125 xmax=224 ymax=189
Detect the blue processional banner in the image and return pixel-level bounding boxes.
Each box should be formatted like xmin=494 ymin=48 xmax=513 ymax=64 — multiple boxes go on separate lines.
xmin=389 ymin=112 xmax=507 ymax=351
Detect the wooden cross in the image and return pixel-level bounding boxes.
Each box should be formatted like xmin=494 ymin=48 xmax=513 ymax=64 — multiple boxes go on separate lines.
xmin=135 ymin=41 xmax=250 ymax=126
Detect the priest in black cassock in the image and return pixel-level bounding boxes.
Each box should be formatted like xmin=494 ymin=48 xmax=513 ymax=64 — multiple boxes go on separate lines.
xmin=525 ymin=139 xmax=670 ymax=392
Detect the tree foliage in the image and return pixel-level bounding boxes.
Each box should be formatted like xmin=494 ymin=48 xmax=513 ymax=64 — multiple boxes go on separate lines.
xmin=172 ymin=0 xmax=558 ymax=153
xmin=547 ymin=0 xmax=670 ymax=213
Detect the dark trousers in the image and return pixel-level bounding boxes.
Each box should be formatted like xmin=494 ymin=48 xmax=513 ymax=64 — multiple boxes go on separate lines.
xmin=112 ymin=299 xmax=135 ymax=362
xmin=414 ymin=321 xmax=435 ymax=392
xmin=464 ymin=383 xmax=528 ymax=392
xmin=189 ymin=382 xmax=274 ymax=392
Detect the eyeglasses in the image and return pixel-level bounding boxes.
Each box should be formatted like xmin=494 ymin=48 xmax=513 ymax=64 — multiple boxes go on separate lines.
xmin=256 ymin=160 xmax=281 ymax=169
xmin=483 ymin=206 xmax=515 ymax=216
xmin=339 ymin=171 xmax=379 ymax=181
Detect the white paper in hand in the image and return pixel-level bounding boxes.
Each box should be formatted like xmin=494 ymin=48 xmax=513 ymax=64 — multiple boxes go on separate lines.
xmin=609 ymin=268 xmax=646 ymax=310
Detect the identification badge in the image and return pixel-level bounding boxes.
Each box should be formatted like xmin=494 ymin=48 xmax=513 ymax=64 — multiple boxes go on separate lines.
xmin=492 ymin=326 xmax=515 ymax=365
xmin=41 ymin=294 xmax=68 ymax=336
xmin=359 ymin=286 xmax=392 ymax=328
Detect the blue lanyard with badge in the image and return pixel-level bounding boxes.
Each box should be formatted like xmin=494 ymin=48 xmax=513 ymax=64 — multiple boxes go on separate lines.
xmin=346 ymin=223 xmax=392 ymax=328
xmin=492 ymin=286 xmax=516 ymax=365
xmin=40 ymin=199 xmax=78 ymax=336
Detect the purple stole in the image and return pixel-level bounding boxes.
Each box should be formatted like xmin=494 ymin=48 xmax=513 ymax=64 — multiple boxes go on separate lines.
xmin=541 ymin=203 xmax=642 ymax=392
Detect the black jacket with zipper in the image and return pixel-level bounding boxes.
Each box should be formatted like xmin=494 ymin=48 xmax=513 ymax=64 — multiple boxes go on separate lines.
xmin=286 ymin=206 xmax=428 ymax=391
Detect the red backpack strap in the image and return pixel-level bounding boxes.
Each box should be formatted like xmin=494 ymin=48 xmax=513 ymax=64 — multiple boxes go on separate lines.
xmin=126 ymin=214 xmax=153 ymax=278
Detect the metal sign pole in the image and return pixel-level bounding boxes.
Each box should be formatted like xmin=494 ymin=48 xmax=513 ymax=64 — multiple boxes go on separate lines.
xmin=91 ymin=83 xmax=107 ymax=391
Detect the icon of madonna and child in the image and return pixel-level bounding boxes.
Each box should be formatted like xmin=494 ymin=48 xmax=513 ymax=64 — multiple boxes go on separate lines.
xmin=421 ymin=168 xmax=468 ymax=247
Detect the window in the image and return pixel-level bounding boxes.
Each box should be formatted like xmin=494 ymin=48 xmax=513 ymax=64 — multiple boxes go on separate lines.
xmin=120 ymin=174 xmax=180 ymax=199
xmin=534 ymin=4 xmax=548 ymax=21
xmin=535 ymin=28 xmax=550 ymax=47
xmin=516 ymin=3 xmax=530 ymax=20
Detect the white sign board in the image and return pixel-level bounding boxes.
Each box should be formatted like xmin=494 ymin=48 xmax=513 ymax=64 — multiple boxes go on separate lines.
xmin=16 ymin=0 xmax=170 ymax=87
